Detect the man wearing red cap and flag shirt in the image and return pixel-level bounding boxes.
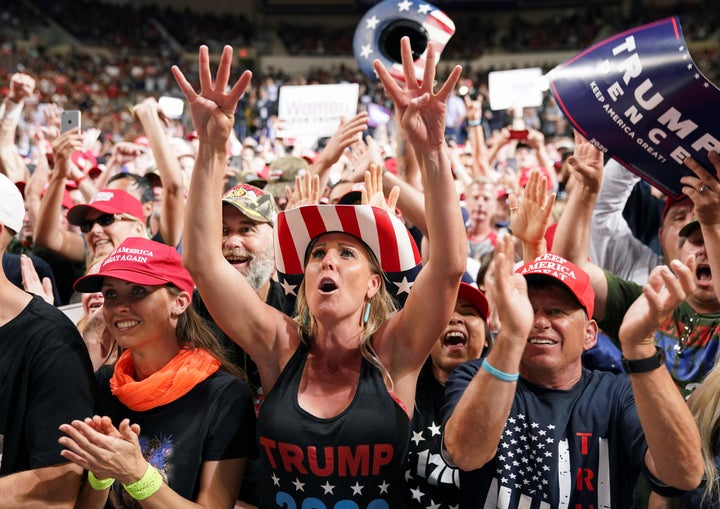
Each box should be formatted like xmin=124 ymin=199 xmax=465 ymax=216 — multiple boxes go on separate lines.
xmin=442 ymin=238 xmax=704 ymax=508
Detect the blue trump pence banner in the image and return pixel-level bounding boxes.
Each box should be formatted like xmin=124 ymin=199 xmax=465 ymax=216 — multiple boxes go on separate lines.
xmin=548 ymin=17 xmax=720 ymax=199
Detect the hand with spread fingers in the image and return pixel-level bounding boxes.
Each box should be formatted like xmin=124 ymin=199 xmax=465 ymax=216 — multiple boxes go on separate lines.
xmin=172 ymin=45 xmax=252 ymax=145
xmin=285 ymin=171 xmax=320 ymax=210
xmin=509 ymin=168 xmax=556 ymax=261
xmin=682 ymin=152 xmax=720 ymax=228
xmin=373 ymin=37 xmax=462 ymax=150
xmin=361 ymin=162 xmax=399 ymax=213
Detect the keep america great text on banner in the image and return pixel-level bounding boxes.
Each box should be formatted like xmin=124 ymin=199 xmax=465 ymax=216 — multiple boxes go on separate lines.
xmin=547 ymin=17 xmax=720 ymax=199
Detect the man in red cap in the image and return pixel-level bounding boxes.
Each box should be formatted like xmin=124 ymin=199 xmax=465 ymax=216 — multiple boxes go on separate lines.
xmin=443 ymin=239 xmax=704 ymax=508
xmin=588 ymin=159 xmax=694 ymax=285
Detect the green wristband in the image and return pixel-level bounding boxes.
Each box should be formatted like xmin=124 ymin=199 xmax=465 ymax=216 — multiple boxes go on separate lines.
xmin=87 ymin=470 xmax=115 ymax=490
xmin=122 ymin=463 xmax=163 ymax=500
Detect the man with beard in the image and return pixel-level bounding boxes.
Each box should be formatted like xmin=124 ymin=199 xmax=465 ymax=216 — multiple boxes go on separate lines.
xmin=193 ymin=183 xmax=293 ymax=391
xmin=191 ymin=183 xmax=291 ymax=509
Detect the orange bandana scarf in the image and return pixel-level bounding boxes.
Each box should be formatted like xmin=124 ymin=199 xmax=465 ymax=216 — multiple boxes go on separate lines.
xmin=110 ymin=348 xmax=221 ymax=411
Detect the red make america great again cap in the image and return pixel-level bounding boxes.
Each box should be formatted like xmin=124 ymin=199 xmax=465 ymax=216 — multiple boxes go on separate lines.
xmin=516 ymin=252 xmax=595 ymax=318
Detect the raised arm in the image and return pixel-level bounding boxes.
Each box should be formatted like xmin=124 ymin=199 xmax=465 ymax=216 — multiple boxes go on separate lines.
xmin=682 ymin=152 xmax=720 ymax=302
xmin=132 ymin=98 xmax=185 ymax=247
xmin=508 ymin=169 xmax=555 ymax=262
xmin=175 ymin=46 xmax=291 ymax=391
xmin=618 ymin=260 xmax=704 ymax=490
xmin=0 ymin=73 xmax=34 ymax=183
xmin=310 ymin=112 xmax=368 ymax=192
xmin=552 ymin=132 xmax=609 ymax=319
xmin=372 ymin=38 xmax=466 ymax=378
xmin=443 ymin=236 xmax=534 ymax=469
xmin=465 ymin=94 xmax=490 ymax=178
xmin=34 ymin=130 xmax=87 ymax=262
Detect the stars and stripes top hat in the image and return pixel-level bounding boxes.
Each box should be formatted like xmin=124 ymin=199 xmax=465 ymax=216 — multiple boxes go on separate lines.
xmin=353 ymin=0 xmax=455 ymax=82
xmin=274 ymin=204 xmax=422 ymax=307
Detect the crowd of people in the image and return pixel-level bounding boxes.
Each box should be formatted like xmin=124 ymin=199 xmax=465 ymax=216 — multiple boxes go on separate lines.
xmin=1 ymin=2 xmax=720 ymax=508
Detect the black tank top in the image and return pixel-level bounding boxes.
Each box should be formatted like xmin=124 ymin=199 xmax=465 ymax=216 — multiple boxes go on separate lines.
xmin=257 ymin=342 xmax=411 ymax=508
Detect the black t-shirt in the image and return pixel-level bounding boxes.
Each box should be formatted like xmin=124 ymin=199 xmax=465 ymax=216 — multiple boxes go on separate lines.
xmin=95 ymin=365 xmax=257 ymax=507
xmin=442 ymin=361 xmax=656 ymax=508
xmin=0 ymin=295 xmax=97 ymax=475
xmin=7 ymin=240 xmax=86 ymax=305
xmin=406 ymin=361 xmax=461 ymax=509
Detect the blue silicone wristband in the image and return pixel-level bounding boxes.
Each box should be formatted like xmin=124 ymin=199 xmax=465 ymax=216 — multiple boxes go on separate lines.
xmin=481 ymin=358 xmax=519 ymax=382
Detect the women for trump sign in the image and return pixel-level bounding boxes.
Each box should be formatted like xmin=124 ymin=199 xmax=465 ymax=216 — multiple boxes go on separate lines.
xmin=548 ymin=17 xmax=720 ymax=199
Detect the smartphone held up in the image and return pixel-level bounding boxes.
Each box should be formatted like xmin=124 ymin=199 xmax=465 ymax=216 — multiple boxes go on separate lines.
xmin=61 ymin=110 xmax=81 ymax=133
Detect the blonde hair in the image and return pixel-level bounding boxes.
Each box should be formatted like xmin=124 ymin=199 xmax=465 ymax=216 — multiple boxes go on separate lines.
xmin=687 ymin=363 xmax=720 ymax=505
xmin=293 ymin=242 xmax=398 ymax=389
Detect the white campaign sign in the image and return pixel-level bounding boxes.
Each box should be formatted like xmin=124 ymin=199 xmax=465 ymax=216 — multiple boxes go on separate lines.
xmin=488 ymin=68 xmax=544 ymax=111
xmin=278 ymin=83 xmax=359 ymax=138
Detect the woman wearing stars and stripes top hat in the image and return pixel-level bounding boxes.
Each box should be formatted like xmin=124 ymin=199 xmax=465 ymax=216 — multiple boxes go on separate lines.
xmin=176 ymin=37 xmax=466 ymax=508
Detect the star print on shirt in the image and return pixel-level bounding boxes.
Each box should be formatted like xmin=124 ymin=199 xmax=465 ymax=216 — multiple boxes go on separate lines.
xmin=351 ymin=481 xmax=364 ymax=496
xmin=496 ymin=412 xmax=558 ymax=501
xmin=410 ymin=486 xmax=424 ymax=502
xmin=428 ymin=422 xmax=441 ymax=436
xmin=378 ymin=480 xmax=390 ymax=494
xmin=292 ymin=478 xmax=305 ymax=492
xmin=271 ymin=473 xmax=280 ymax=486
xmin=412 ymin=430 xmax=424 ymax=445
xmin=321 ymin=481 xmax=335 ymax=495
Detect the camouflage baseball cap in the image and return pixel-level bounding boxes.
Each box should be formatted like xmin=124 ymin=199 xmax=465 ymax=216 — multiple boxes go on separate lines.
xmin=222 ymin=184 xmax=278 ymax=225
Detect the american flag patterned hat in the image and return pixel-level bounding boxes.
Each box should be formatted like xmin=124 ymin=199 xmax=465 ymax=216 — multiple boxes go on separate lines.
xmin=274 ymin=204 xmax=422 ymax=307
xmin=353 ymin=0 xmax=455 ymax=82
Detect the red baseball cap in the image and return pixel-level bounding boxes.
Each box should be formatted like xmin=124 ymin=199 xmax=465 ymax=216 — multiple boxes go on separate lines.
xmin=517 ymin=252 xmax=595 ymax=318
xmin=67 ymin=189 xmax=145 ymax=226
xmin=457 ymin=283 xmax=489 ymax=321
xmin=661 ymin=194 xmax=691 ymax=223
xmin=74 ymin=237 xmax=194 ymax=294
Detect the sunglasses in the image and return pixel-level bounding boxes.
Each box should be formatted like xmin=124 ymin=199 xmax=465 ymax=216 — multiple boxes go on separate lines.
xmin=79 ymin=213 xmax=136 ymax=233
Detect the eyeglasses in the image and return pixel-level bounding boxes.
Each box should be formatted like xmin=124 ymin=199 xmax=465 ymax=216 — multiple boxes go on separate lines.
xmin=79 ymin=213 xmax=136 ymax=233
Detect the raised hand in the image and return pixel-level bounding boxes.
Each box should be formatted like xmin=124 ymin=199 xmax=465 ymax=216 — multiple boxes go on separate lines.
xmin=171 ymin=45 xmax=252 ymax=145
xmin=50 ymin=130 xmax=84 ymax=179
xmin=373 ymin=37 xmax=462 ymax=150
xmin=566 ymin=130 xmax=604 ymax=194
xmin=361 ymin=163 xmax=399 ymax=213
xmin=618 ymin=258 xmax=695 ymax=355
xmin=8 ymin=73 xmax=35 ymax=102
xmin=285 ymin=171 xmax=320 ymax=210
xmin=509 ymin=169 xmax=556 ymax=251
xmin=682 ymin=152 xmax=720 ymax=228
xmin=20 ymin=254 xmax=54 ymax=304
xmin=315 ymin=112 xmax=369 ymax=169
xmin=492 ymin=235 xmax=533 ymax=341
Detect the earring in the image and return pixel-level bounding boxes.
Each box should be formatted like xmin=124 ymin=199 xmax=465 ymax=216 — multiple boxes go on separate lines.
xmin=302 ymin=308 xmax=309 ymax=326
xmin=363 ymin=301 xmax=371 ymax=326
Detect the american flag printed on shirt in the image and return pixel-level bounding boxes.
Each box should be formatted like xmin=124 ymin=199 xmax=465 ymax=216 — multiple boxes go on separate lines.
xmin=484 ymin=412 xmax=612 ymax=509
